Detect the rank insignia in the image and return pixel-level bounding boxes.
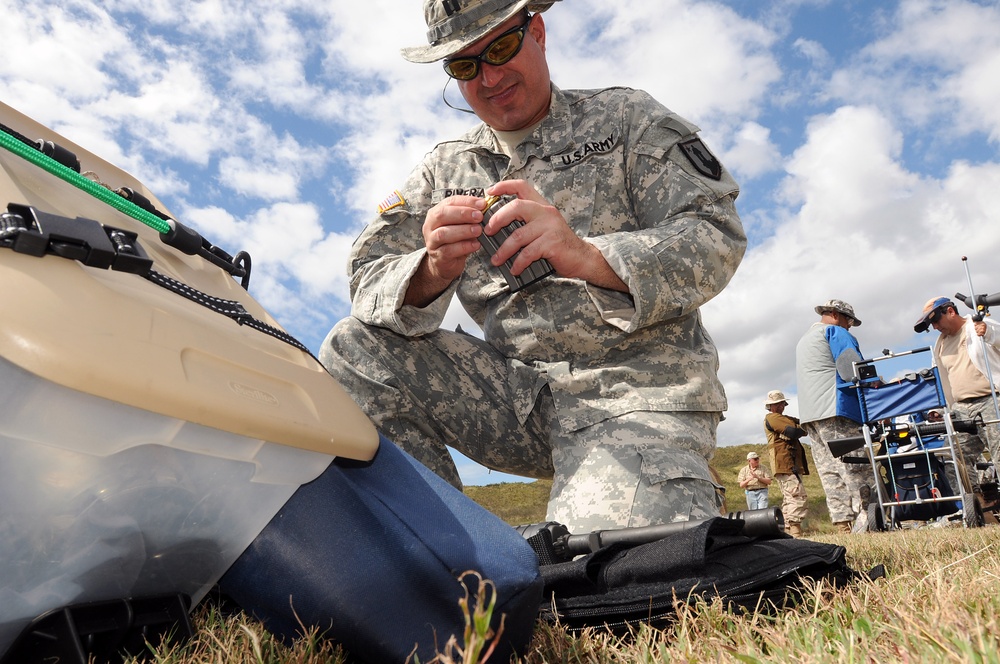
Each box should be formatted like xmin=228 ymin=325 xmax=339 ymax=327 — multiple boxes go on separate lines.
xmin=679 ymin=138 xmax=722 ymax=180
xmin=377 ymin=190 xmax=406 ymax=214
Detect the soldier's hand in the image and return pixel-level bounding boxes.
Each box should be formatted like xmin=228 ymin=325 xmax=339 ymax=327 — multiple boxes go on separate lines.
xmin=484 ymin=180 xmax=627 ymax=292
xmin=405 ymin=196 xmax=487 ymax=307
xmin=421 ymin=196 xmax=486 ymax=283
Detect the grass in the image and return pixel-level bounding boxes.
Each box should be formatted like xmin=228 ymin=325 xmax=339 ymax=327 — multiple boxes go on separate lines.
xmin=118 ymin=444 xmax=1000 ymax=663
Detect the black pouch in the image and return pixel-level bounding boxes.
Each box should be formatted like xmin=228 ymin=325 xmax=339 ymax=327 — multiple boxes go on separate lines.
xmin=887 ymin=453 xmax=960 ymax=522
xmin=533 ymin=517 xmax=865 ymax=633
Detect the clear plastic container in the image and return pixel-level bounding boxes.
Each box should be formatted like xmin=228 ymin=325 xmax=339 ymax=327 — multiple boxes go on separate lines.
xmin=0 ymin=355 xmax=338 ymax=652
xmin=0 ymin=99 xmax=378 ymax=655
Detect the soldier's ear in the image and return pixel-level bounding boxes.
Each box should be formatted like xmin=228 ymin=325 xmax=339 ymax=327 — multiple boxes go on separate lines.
xmin=530 ymin=14 xmax=546 ymax=51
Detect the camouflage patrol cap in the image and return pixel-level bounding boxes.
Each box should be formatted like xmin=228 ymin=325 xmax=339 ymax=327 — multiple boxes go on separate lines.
xmin=814 ymin=299 xmax=862 ymax=326
xmin=402 ymin=0 xmax=561 ymax=64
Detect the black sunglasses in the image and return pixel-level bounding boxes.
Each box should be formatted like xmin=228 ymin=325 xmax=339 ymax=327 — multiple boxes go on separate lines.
xmin=443 ymin=15 xmax=533 ymax=81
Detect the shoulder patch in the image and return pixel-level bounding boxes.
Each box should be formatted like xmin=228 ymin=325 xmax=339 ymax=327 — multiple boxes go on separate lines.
xmin=377 ymin=190 xmax=406 ymax=214
xmin=678 ymin=138 xmax=722 ymax=181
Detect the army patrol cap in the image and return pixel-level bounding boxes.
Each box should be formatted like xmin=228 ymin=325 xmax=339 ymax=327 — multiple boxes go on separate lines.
xmin=764 ymin=390 xmax=788 ymax=407
xmin=403 ymin=0 xmax=561 ymax=63
xmin=814 ymin=299 xmax=862 ymax=326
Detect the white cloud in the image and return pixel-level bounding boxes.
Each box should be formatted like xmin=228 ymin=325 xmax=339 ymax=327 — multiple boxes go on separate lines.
xmin=547 ymin=1 xmax=780 ymax=127
xmin=723 ymin=121 xmax=783 ymax=179
xmin=792 ymin=37 xmax=830 ymax=67
xmin=827 ymin=0 xmax=1000 ymax=142
xmin=0 ymin=1 xmax=121 ymax=102
xmin=779 ymin=106 xmax=918 ymax=230
xmin=948 ymin=49 xmax=1000 ymax=143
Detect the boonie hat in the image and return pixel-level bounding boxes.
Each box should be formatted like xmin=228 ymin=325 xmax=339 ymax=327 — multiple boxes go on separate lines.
xmin=764 ymin=390 xmax=788 ymax=407
xmin=402 ymin=0 xmax=561 ymax=64
xmin=746 ymin=451 xmax=759 ymax=460
xmin=814 ymin=299 xmax=862 ymax=326
xmin=913 ymin=296 xmax=954 ymax=333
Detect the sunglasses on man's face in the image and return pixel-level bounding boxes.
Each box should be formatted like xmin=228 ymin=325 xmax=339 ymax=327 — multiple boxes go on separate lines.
xmin=443 ymin=15 xmax=533 ymax=81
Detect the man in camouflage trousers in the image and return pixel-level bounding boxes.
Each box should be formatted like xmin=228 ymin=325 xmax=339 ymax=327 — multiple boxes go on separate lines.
xmin=795 ymin=300 xmax=870 ymax=533
xmin=320 ymin=0 xmax=746 ymax=533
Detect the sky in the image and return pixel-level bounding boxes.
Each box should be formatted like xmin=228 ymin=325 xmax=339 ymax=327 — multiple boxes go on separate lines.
xmin=3 ymin=0 xmax=999 ymax=485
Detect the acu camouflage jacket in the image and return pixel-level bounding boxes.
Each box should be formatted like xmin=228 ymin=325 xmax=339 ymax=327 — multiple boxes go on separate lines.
xmin=347 ymin=85 xmax=746 ymax=433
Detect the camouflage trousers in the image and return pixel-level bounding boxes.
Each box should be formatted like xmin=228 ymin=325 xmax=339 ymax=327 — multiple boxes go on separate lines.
xmin=951 ymin=395 xmax=1000 ymax=491
xmin=774 ymin=473 xmax=808 ymax=523
xmin=320 ymin=317 xmax=724 ymax=533
xmin=802 ymin=417 xmax=870 ymax=523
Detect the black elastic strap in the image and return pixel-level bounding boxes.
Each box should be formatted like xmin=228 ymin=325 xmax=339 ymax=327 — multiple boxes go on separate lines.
xmin=144 ymin=269 xmax=313 ymax=357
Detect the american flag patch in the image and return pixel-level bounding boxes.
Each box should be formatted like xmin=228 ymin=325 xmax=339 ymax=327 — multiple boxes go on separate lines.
xmin=377 ymin=190 xmax=405 ymax=214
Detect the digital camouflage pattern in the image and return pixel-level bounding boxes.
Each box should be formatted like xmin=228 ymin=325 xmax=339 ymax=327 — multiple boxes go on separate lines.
xmin=950 ymin=395 xmax=998 ymax=492
xmin=774 ymin=474 xmax=807 ymax=523
xmin=321 ymin=85 xmax=745 ymax=531
xmin=803 ymin=417 xmax=871 ymax=524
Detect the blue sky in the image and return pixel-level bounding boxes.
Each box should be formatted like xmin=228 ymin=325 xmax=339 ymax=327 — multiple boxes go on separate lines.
xmin=3 ymin=0 xmax=999 ymax=485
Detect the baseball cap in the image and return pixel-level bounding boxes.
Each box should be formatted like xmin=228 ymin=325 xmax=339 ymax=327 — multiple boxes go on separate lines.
xmin=914 ymin=296 xmax=954 ymax=333
xmin=814 ymin=299 xmax=862 ymax=326
xmin=402 ymin=0 xmax=560 ymax=64
xmin=764 ymin=390 xmax=788 ymax=407
xmin=747 ymin=451 xmax=759 ymax=460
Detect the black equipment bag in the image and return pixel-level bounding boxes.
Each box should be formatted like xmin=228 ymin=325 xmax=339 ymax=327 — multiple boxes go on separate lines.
xmin=884 ymin=449 xmax=960 ymax=522
xmin=530 ymin=516 xmax=863 ymax=633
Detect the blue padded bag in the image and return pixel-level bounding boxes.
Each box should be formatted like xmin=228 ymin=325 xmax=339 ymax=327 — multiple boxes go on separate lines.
xmin=218 ymin=435 xmax=542 ymax=663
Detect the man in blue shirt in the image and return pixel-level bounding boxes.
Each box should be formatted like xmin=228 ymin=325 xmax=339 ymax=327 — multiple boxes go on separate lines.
xmin=795 ymin=299 xmax=870 ymax=533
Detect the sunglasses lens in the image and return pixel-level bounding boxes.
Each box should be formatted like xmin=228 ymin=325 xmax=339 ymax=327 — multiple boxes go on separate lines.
xmin=445 ymin=59 xmax=478 ymax=80
xmin=484 ymin=32 xmax=523 ymax=65
xmin=443 ymin=18 xmax=530 ymax=80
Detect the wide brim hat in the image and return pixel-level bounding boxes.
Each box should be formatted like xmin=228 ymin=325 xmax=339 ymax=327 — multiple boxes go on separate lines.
xmin=814 ymin=299 xmax=862 ymax=326
xmin=764 ymin=390 xmax=788 ymax=407
xmin=402 ymin=0 xmax=560 ymax=64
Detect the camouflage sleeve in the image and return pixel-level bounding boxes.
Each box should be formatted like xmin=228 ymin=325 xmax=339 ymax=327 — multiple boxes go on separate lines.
xmin=346 ymin=162 xmax=456 ymax=336
xmin=586 ymin=97 xmax=746 ymax=331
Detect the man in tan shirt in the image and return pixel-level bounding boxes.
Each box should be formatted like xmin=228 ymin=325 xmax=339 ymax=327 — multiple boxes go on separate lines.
xmin=737 ymin=451 xmax=772 ymax=510
xmin=915 ymin=296 xmax=1000 ymax=493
